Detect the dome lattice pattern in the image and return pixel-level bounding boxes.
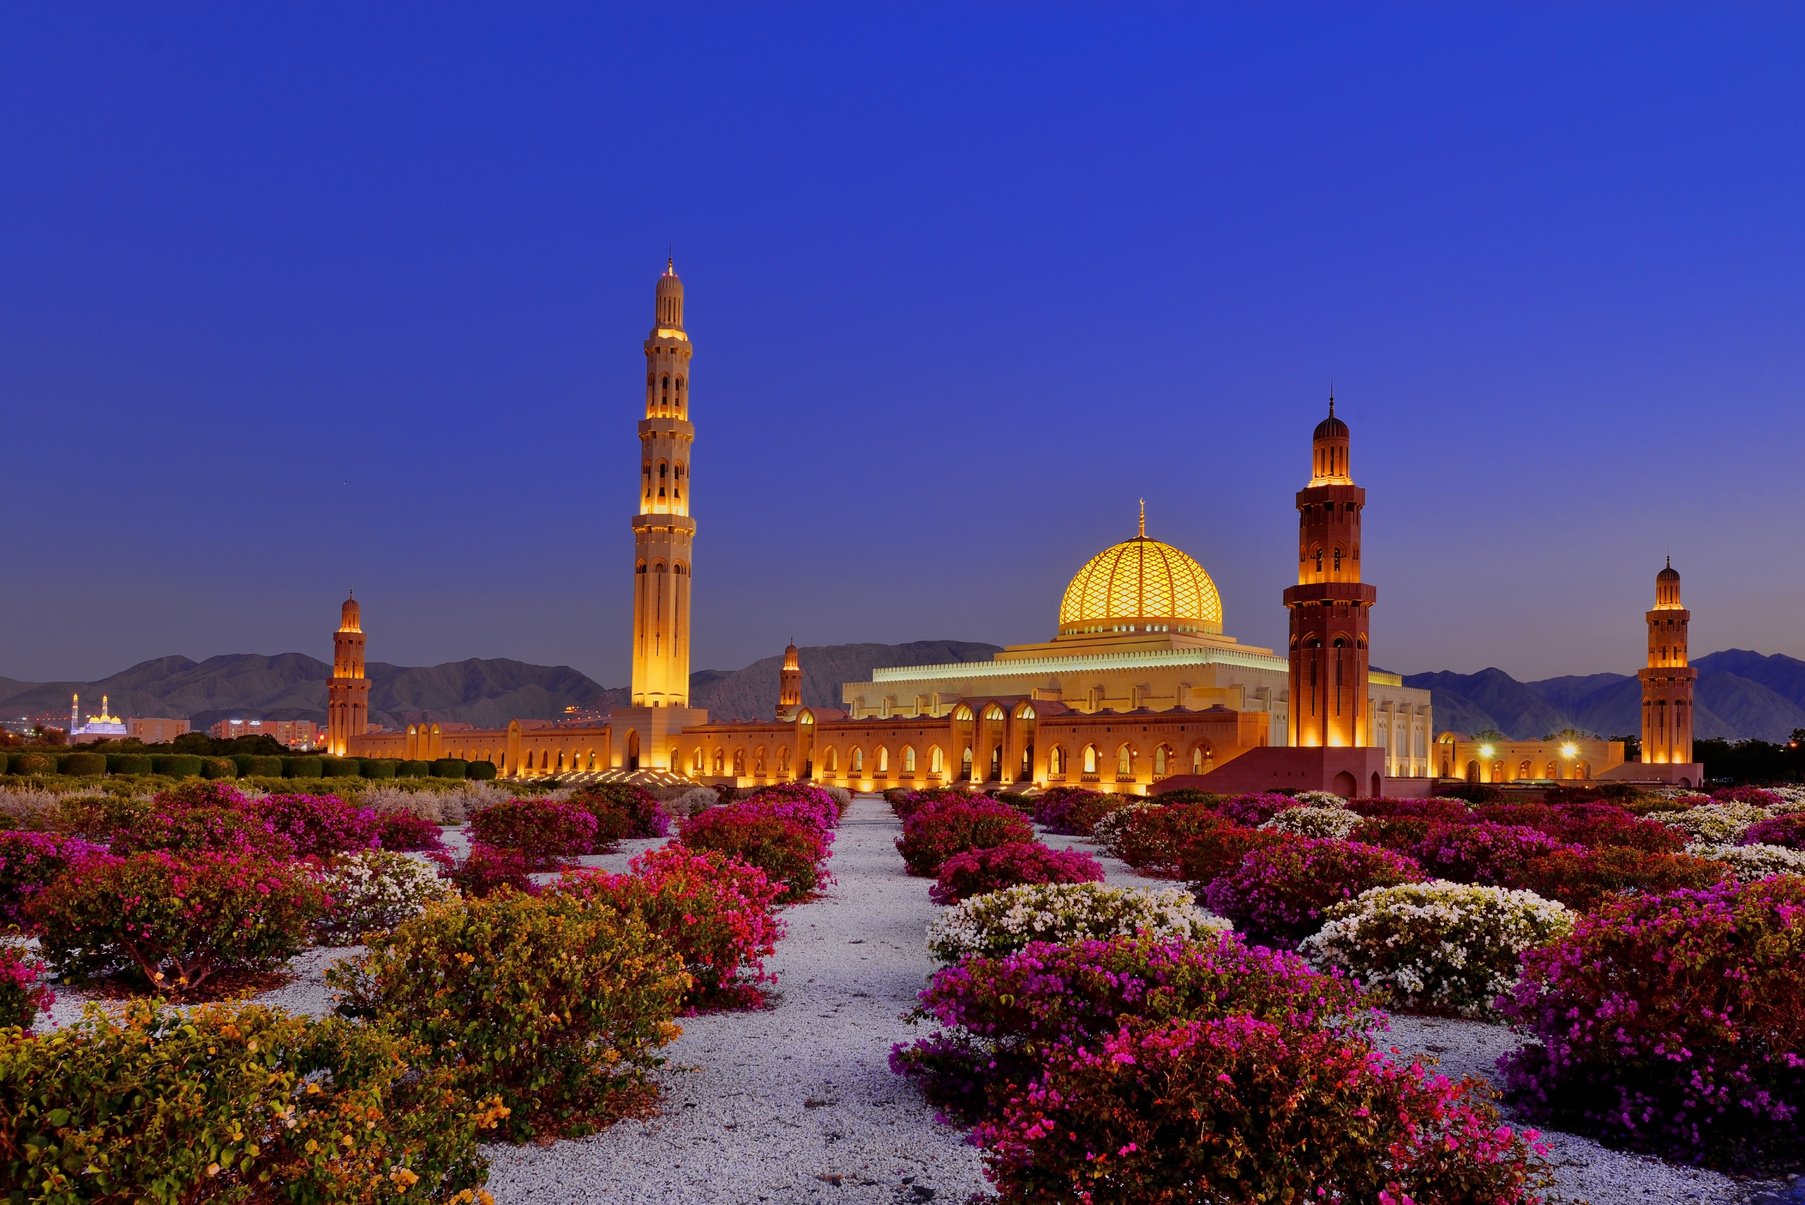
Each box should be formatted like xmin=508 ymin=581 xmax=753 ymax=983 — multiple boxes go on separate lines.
xmin=1058 ymin=537 xmax=1223 ymax=635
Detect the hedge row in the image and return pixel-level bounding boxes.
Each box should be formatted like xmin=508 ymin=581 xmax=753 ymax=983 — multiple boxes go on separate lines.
xmin=0 ymin=751 xmax=497 ymax=781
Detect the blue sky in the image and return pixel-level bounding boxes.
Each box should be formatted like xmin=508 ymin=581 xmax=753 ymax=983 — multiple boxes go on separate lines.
xmin=3 ymin=4 xmax=1801 ymax=685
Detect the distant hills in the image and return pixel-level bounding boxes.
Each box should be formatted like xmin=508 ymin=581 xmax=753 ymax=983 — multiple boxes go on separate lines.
xmin=1404 ymin=650 xmax=1805 ymax=743
xmin=6 ymin=644 xmax=1803 ymax=742
xmin=0 ymin=640 xmax=1003 ymax=733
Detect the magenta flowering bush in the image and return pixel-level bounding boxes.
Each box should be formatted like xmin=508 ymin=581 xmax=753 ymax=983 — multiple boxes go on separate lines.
xmin=891 ymin=932 xmax=1378 ymax=1122
xmin=1711 ymin=786 xmax=1786 ymax=808
xmin=679 ymin=803 xmax=833 ymax=903
xmin=434 ymin=842 xmax=539 ymax=898
xmin=886 ymin=787 xmax=972 ymax=821
xmin=0 ymin=830 xmax=106 ymax=929
xmin=106 ymin=805 xmax=296 ymax=860
xmin=248 ymin=792 xmax=380 ymax=859
xmin=569 ymin=783 xmax=674 ymax=840
xmin=1029 ymin=787 xmax=1129 ymax=836
xmin=896 ymin=799 xmax=1036 ymax=877
xmin=469 ymin=797 xmax=601 ymax=866
xmin=1204 ymin=838 xmax=1425 ymax=947
xmin=929 ymin=841 xmax=1105 ymax=905
xmin=972 ymin=1014 xmax=1552 ymax=1203
xmin=1740 ymin=811 xmax=1805 ymax=850
xmin=746 ymin=782 xmax=844 ymax=828
xmin=1408 ymin=822 xmax=1572 ymax=886
xmin=1500 ymin=876 xmax=1805 ymax=1170
xmin=372 ymin=808 xmax=446 ymax=853
xmin=1347 ymin=797 xmax=1474 ymax=823
xmin=1211 ymin=792 xmax=1296 ymax=827
xmin=0 ymin=945 xmax=53 ymax=1030
xmin=151 ymin=780 xmax=253 ymax=811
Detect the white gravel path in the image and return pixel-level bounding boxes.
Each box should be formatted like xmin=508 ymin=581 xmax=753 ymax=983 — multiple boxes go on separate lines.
xmin=481 ymin=793 xmax=989 ymax=1204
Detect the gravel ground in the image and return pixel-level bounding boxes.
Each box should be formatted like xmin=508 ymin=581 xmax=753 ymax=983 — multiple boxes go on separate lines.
xmin=481 ymin=793 xmax=989 ymax=1204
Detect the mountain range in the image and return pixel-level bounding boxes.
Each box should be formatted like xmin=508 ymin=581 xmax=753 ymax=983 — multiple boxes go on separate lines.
xmin=5 ymin=645 xmax=1803 ymax=743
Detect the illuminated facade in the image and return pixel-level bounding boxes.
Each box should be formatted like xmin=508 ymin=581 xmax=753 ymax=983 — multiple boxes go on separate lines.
xmin=1640 ymin=559 xmax=1696 ymax=767
xmin=326 ymin=593 xmax=371 ymax=757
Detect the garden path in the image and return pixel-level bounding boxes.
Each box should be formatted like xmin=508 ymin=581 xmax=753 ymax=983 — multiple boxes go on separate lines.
xmin=481 ymin=793 xmax=989 ymax=1204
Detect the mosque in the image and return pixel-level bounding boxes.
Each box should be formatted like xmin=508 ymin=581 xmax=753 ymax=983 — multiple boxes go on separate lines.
xmin=334 ymin=260 xmax=1701 ymax=794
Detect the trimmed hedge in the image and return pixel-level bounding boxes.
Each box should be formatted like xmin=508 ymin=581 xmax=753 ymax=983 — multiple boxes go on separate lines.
xmin=398 ymin=759 xmax=431 ymax=778
xmin=230 ymin=754 xmax=257 ymax=775
xmin=198 ymin=756 xmax=237 ymax=779
xmin=6 ymin=753 xmax=53 ymax=776
xmin=149 ymin=754 xmax=204 ymax=777
xmin=57 ymin=752 xmax=107 ymax=777
xmin=0 ymin=753 xmax=9 ymax=775
xmin=284 ymin=756 xmax=324 ymax=778
xmin=362 ymin=758 xmax=399 ymax=779
xmin=245 ymin=755 xmax=284 ymax=777
xmin=107 ymin=753 xmax=154 ymax=775
xmin=319 ymin=757 xmax=360 ymax=778
xmin=466 ymin=760 xmax=498 ymax=781
xmin=430 ymin=758 xmax=467 ymax=779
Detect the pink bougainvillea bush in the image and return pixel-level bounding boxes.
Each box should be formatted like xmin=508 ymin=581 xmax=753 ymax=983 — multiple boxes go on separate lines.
xmin=1407 ymin=822 xmax=1572 ymax=886
xmin=1209 ymin=792 xmax=1298 ymax=828
xmin=557 ymin=845 xmax=786 ymax=1010
xmin=1500 ymin=876 xmax=1805 ymax=1171
xmin=0 ymin=945 xmax=53 ymax=1030
xmin=371 ymin=808 xmax=446 ymax=853
xmin=0 ymin=830 xmax=105 ymax=929
xmin=31 ymin=850 xmax=328 ymax=996
xmin=106 ymin=803 xmax=296 ymax=860
xmin=434 ymin=841 xmax=539 ymax=898
xmin=896 ymin=798 xmax=1036 ymax=877
xmin=679 ymin=804 xmax=831 ymax=904
xmin=1097 ymin=802 xmax=1232 ymax=877
xmin=929 ymin=841 xmax=1105 ymax=906
xmin=887 ymin=787 xmax=972 ymax=820
xmin=1501 ymin=845 xmax=1726 ymax=912
xmin=469 ymin=796 xmax=601 ymax=866
xmin=1346 ymin=796 xmax=1474 ymax=823
xmin=747 ymin=781 xmax=845 ymax=828
xmin=569 ymin=782 xmax=673 ymax=841
xmin=1203 ymin=838 xmax=1425 ymax=948
xmin=973 ymin=1015 xmax=1553 ymax=1204
xmin=247 ymin=792 xmax=380 ymax=859
xmin=1174 ymin=821 xmax=1289 ymax=886
xmin=1030 ymin=787 xmax=1129 ymax=836
xmin=1740 ymin=811 xmax=1805 ymax=850
xmin=891 ymin=932 xmax=1377 ymax=1122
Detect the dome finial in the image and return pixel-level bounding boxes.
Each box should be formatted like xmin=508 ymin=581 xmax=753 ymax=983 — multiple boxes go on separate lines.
xmin=1138 ymin=498 xmax=1146 ymax=538
xmin=1328 ymin=379 xmax=1335 ymax=418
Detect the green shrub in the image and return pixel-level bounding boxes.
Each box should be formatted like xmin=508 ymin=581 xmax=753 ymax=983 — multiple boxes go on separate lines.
xmin=362 ymin=757 xmax=399 ymax=779
xmin=107 ymin=753 xmax=153 ymax=775
xmin=198 ymin=756 xmax=237 ymax=779
xmin=466 ymin=760 xmax=498 ymax=781
xmin=150 ymin=754 xmax=204 ymax=778
xmin=284 ymin=756 xmax=324 ymax=778
xmin=245 ymin=755 xmax=284 ymax=777
xmin=319 ymin=756 xmax=360 ymax=778
xmin=57 ymin=752 xmax=107 ymax=777
xmin=329 ymin=891 xmax=689 ymax=1141
xmin=398 ymin=759 xmax=431 ymax=778
xmin=0 ymin=1000 xmax=498 ymax=1200
xmin=7 ymin=753 xmax=54 ymax=776
xmin=230 ymin=753 xmax=256 ymax=775
xmin=430 ymin=758 xmax=468 ymax=779
xmin=0 ymin=752 xmax=9 ymax=775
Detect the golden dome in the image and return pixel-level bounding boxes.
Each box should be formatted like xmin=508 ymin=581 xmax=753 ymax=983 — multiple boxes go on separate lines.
xmin=1058 ymin=530 xmax=1223 ymax=637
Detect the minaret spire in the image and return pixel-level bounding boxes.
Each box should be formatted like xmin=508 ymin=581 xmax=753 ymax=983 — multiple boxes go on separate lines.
xmin=1138 ymin=498 xmax=1146 ymax=538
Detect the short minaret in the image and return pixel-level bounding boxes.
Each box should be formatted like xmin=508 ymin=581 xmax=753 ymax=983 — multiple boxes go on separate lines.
xmin=1639 ymin=559 xmax=1696 ymax=766
xmin=630 ymin=258 xmax=697 ymax=708
xmin=777 ymin=641 xmax=803 ymax=719
xmin=70 ymin=693 xmax=79 ymax=734
xmin=327 ymin=591 xmax=370 ymax=757
xmin=1283 ymin=393 xmax=1376 ymax=747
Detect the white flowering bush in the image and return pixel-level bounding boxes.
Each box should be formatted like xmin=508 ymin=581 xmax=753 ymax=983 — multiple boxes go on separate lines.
xmin=1091 ymin=802 xmax=1159 ymax=856
xmin=1684 ymin=842 xmax=1805 ymax=883
xmin=1659 ymin=804 xmax=1768 ymax=844
xmin=1292 ymin=790 xmax=1350 ymax=808
xmin=1260 ymin=805 xmax=1361 ymax=840
xmin=1767 ymin=786 xmax=1805 ymax=809
xmin=664 ymin=786 xmax=721 ymax=818
xmin=926 ymin=881 xmax=1228 ymax=963
xmin=1300 ymin=882 xmax=1575 ymax=1019
xmin=314 ymin=850 xmax=455 ymax=944
xmin=359 ymin=781 xmax=516 ymax=825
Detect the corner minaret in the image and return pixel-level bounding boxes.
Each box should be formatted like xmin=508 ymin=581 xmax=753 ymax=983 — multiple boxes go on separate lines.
xmin=630 ymin=258 xmax=697 ymax=708
xmin=1639 ymin=559 xmax=1696 ymax=766
xmin=1283 ymin=393 xmax=1376 ymax=747
xmin=777 ymin=641 xmax=803 ymax=719
xmin=327 ymin=591 xmax=370 ymax=757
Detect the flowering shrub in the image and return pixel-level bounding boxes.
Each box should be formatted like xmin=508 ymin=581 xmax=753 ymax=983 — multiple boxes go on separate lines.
xmin=1505 ymin=845 xmax=1727 ymax=911
xmin=569 ymin=782 xmax=673 ymax=840
xmin=1212 ymin=792 xmax=1295 ymax=827
xmin=1740 ymin=811 xmax=1805 ymax=850
xmin=1030 ymin=787 xmax=1129 ymax=836
xmin=1349 ymin=796 xmax=1474 ymax=822
xmin=747 ymin=781 xmax=844 ymax=828
xmin=0 ymin=945 xmax=53 ymax=1030
xmin=1712 ymin=785 xmax=1787 ymax=807
xmin=1501 ymin=877 xmax=1805 ymax=1169
xmin=1100 ymin=803 xmax=1231 ymax=877
xmin=32 ymin=850 xmax=327 ymax=996
xmin=892 ymin=932 xmax=1376 ymax=1120
xmin=929 ymin=841 xmax=1105 ymax=905
xmin=152 ymin=779 xmax=254 ymax=811
xmin=315 ymin=850 xmax=455 ymax=944
xmin=107 ymin=804 xmax=296 ymax=860
xmin=1408 ymin=822 xmax=1570 ymax=886
xmin=926 ymin=882 xmax=1226 ymax=963
xmin=0 ymin=1000 xmax=498 ymax=1200
xmin=1258 ymin=804 xmax=1360 ymax=840
xmin=247 ymin=792 xmax=380 ymax=858
xmin=887 ymin=787 xmax=971 ymax=820
xmin=679 ymin=804 xmax=831 ymax=903
xmin=373 ymin=807 xmax=447 ymax=852
xmin=1684 ymin=841 xmax=1805 ymax=882
xmin=469 ymin=797 xmax=601 ymax=866
xmin=555 ymin=845 xmax=785 ymax=1009
xmin=895 ymin=798 xmax=1035 ymax=877
xmin=1174 ymin=821 xmax=1288 ymax=885
xmin=1204 ymin=838 xmax=1425 ymax=948
xmin=437 ymin=842 xmax=538 ymax=898
xmin=1347 ymin=815 xmax=1434 ymax=852
xmin=1302 ymin=882 xmax=1575 ymax=1018
xmin=1538 ymin=803 xmax=1686 ymax=852
xmin=329 ymin=890 xmax=688 ymax=1141
xmin=974 ymin=1015 xmax=1552 ymax=1203
xmin=1658 ymin=802 xmax=1769 ymax=845
xmin=0 ymin=829 xmax=105 ymax=928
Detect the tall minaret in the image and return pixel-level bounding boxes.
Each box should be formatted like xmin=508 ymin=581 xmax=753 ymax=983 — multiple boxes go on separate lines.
xmin=630 ymin=258 xmax=697 ymax=708
xmin=327 ymin=592 xmax=370 ymax=757
xmin=777 ymin=641 xmax=803 ymax=718
xmin=1639 ymin=559 xmax=1696 ymax=766
xmin=1283 ymin=393 xmax=1376 ymax=747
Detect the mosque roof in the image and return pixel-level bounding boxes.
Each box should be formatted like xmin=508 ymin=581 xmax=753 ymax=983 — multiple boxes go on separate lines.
xmin=1057 ymin=521 xmax=1224 ymax=636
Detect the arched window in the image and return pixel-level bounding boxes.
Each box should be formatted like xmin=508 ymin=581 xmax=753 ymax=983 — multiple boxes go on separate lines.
xmin=1153 ymin=744 xmax=1171 ymax=777
xmin=1082 ymin=744 xmax=1099 ymax=775
xmin=960 ymin=746 xmax=974 ymax=780
xmin=778 ymin=747 xmax=791 ymax=774
xmin=753 ymin=746 xmax=767 ymax=775
xmin=928 ymin=746 xmax=944 ymax=774
xmin=732 ymin=749 xmax=745 ymax=777
xmin=902 ymin=746 xmax=916 ymax=773
xmin=1116 ymin=744 xmax=1134 ymax=777
xmin=851 ymin=746 xmax=864 ymax=773
xmin=1049 ymin=745 xmax=1066 ymax=776
xmin=692 ymin=747 xmax=705 ymax=774
xmin=876 ymin=746 xmax=888 ymax=773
